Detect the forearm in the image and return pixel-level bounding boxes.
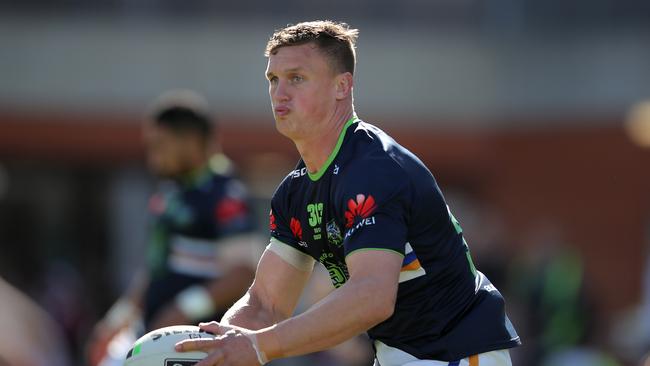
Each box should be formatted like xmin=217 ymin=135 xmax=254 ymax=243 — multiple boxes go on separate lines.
xmin=220 ymin=290 xmax=278 ymax=330
xmin=103 ymin=270 xmax=148 ymax=328
xmin=221 ymin=248 xmax=312 ymax=330
xmin=258 ymin=274 xmax=394 ymax=360
xmin=124 ymin=269 xmax=148 ymax=309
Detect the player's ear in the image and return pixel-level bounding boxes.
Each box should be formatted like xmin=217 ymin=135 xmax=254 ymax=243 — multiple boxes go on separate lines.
xmin=335 ymin=72 xmax=353 ymax=100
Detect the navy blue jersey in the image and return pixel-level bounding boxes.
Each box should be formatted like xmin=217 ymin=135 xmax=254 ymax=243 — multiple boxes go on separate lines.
xmin=269 ymin=117 xmax=520 ymax=360
xmin=144 ymin=155 xmax=255 ymax=327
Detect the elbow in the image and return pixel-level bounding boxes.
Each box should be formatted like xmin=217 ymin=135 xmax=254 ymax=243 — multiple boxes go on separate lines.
xmin=365 ymin=286 xmax=396 ymax=326
xmin=376 ymin=296 xmax=396 ymax=323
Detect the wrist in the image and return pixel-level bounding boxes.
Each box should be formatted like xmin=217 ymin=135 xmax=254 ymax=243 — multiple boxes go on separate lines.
xmin=175 ymin=285 xmax=216 ymax=321
xmin=104 ymin=298 xmax=138 ymax=329
xmin=245 ymin=333 xmax=268 ymax=365
xmin=255 ymin=325 xmax=282 ymax=363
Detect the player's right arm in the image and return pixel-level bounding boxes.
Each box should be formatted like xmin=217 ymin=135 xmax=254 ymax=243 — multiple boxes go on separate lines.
xmin=86 ymin=269 xmax=148 ymax=366
xmin=220 ymin=239 xmax=314 ymax=330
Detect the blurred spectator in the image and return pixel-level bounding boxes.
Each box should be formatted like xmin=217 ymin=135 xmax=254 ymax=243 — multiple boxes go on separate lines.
xmin=0 ymin=276 xmax=71 ymax=366
xmin=86 ymin=90 xmax=263 ymax=366
xmin=507 ymin=223 xmax=602 ymax=365
xmin=609 ymin=228 xmax=650 ymax=364
xmin=640 ymin=238 xmax=650 ymax=354
xmin=541 ymin=347 xmax=621 ymax=366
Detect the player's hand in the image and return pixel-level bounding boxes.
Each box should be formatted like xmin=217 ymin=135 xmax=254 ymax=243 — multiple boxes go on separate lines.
xmin=86 ymin=298 xmax=139 ymax=366
xmin=175 ymin=321 xmax=262 ymax=366
xmin=149 ymin=303 xmax=191 ymax=329
xmin=85 ymin=320 xmax=123 ymax=366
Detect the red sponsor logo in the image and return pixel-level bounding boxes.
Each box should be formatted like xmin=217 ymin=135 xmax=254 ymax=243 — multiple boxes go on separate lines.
xmin=290 ymin=217 xmax=303 ymax=240
xmin=269 ymin=210 xmax=277 ymax=231
xmin=344 ymin=194 xmax=377 ymax=228
xmin=215 ymin=197 xmax=247 ymax=223
xmin=148 ymin=193 xmax=166 ymax=215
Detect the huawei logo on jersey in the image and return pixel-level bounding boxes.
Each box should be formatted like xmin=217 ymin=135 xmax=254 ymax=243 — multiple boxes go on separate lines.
xmin=345 ymin=194 xmax=377 ymax=228
xmin=290 ymin=217 xmax=303 ymax=240
xmin=290 ymin=217 xmax=308 ymax=247
xmin=269 ymin=210 xmax=277 ymax=231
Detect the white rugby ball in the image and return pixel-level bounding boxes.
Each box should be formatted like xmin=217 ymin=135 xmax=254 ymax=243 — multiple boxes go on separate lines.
xmin=124 ymin=325 xmax=216 ymax=366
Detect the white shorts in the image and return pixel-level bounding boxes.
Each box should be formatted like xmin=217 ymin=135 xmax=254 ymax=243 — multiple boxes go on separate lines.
xmin=373 ymin=340 xmax=513 ymax=366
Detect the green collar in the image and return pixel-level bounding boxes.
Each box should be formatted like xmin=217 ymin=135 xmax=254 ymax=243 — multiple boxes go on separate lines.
xmin=179 ymin=165 xmax=212 ymax=188
xmin=178 ymin=154 xmax=231 ymax=188
xmin=308 ymin=115 xmax=360 ymax=181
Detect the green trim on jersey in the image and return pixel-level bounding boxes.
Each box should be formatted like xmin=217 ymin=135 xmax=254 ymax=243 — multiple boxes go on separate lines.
xmin=345 ymin=247 xmax=405 ymax=260
xmin=179 ymin=166 xmax=211 ymax=188
xmin=308 ymin=115 xmax=360 ymax=181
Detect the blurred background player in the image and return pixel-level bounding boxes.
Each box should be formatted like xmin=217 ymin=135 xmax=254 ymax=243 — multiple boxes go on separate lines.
xmin=87 ymin=90 xmax=262 ymax=366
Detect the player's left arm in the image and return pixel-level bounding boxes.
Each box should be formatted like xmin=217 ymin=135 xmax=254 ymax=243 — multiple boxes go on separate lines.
xmin=255 ymin=248 xmax=402 ymax=360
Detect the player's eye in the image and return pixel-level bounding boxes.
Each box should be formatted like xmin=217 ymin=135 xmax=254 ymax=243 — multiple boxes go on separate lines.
xmin=269 ymin=76 xmax=278 ymax=84
xmin=290 ymin=75 xmax=304 ymax=84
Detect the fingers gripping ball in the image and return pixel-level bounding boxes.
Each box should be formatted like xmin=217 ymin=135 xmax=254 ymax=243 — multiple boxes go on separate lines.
xmin=124 ymin=325 xmax=216 ymax=366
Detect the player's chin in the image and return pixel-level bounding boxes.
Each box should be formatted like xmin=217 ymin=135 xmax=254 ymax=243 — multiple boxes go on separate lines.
xmin=273 ymin=112 xmax=290 ymax=122
xmin=274 ymin=118 xmax=290 ymax=133
xmin=276 ymin=124 xmax=301 ymax=141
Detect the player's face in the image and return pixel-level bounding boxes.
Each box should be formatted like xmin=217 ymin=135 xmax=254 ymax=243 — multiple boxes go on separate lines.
xmin=266 ymin=43 xmax=340 ymax=140
xmin=143 ymin=125 xmax=197 ymax=178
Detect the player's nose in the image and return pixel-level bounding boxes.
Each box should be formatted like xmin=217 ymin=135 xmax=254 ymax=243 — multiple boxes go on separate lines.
xmin=272 ymin=80 xmax=290 ymax=102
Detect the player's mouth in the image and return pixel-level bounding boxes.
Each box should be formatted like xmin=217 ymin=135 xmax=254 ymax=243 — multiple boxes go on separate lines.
xmin=274 ymin=106 xmax=290 ymax=117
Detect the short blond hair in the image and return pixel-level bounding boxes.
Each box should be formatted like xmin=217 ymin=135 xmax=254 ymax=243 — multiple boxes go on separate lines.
xmin=265 ymin=20 xmax=359 ymax=75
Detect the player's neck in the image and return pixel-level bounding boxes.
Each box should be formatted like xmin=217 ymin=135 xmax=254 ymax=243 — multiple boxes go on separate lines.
xmin=176 ymin=154 xmax=211 ymax=185
xmin=295 ymin=107 xmax=354 ymax=174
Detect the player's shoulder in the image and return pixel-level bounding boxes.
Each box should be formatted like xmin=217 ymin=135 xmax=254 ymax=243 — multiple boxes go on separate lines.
xmin=349 ymin=119 xmax=430 ymax=174
xmin=199 ymin=157 xmax=251 ymax=201
xmin=350 ymin=120 xmax=395 ymax=142
xmin=206 ymin=153 xmax=248 ymax=181
xmin=343 ymin=122 xmax=405 ymax=173
xmin=346 ymin=121 xmax=402 ymax=160
xmin=347 ymin=120 xmax=386 ymax=146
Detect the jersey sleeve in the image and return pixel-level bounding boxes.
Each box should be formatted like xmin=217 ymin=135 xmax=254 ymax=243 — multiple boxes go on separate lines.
xmin=337 ymin=158 xmax=411 ymax=257
xmin=269 ymin=176 xmax=311 ymax=256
